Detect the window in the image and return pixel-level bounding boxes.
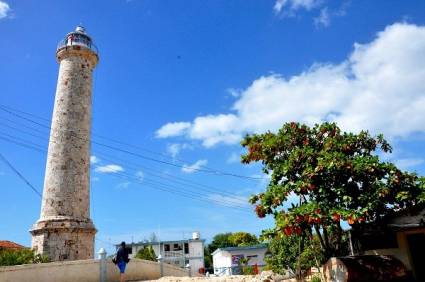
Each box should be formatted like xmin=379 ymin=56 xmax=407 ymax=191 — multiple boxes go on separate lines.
xmin=247 ymin=255 xmax=258 ymax=259
xmin=164 ymin=244 xmax=170 ymax=252
xmin=173 ymin=243 xmax=182 ymax=251
xmin=184 ymin=243 xmax=189 ymax=254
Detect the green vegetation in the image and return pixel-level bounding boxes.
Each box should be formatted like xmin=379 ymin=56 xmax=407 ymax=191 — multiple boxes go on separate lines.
xmin=310 ymin=276 xmax=322 ymax=282
xmin=207 ymin=232 xmax=259 ymax=255
xmin=238 ymin=257 xmax=256 ymax=275
xmin=0 ymin=249 xmax=49 ymax=266
xmin=241 ymin=122 xmax=424 ymax=277
xmin=135 ymin=246 xmax=156 ymax=261
xmin=228 ymin=232 xmax=259 ymax=247
xmin=265 ymin=234 xmax=325 ymax=275
xmin=203 ymin=247 xmax=212 ymax=269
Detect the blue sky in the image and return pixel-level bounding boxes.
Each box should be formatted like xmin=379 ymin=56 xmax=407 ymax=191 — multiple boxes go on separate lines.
xmin=1 ymin=0 xmax=425 ymax=255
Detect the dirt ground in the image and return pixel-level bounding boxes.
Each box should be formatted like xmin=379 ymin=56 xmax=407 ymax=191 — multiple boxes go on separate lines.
xmin=138 ymin=271 xmax=296 ymax=282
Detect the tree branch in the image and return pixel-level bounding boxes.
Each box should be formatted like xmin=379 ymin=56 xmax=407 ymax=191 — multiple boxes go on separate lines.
xmin=314 ymin=225 xmax=326 ymax=252
xmin=322 ymin=225 xmax=331 ymax=256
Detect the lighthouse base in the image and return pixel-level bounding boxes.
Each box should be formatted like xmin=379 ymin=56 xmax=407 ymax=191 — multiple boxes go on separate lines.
xmin=30 ymin=218 xmax=96 ymax=261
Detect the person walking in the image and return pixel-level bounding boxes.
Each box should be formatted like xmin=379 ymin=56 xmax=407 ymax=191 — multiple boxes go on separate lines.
xmin=115 ymin=241 xmax=130 ymax=282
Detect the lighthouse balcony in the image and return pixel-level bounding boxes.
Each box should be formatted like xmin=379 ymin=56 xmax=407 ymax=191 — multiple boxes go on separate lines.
xmin=56 ymin=37 xmax=98 ymax=55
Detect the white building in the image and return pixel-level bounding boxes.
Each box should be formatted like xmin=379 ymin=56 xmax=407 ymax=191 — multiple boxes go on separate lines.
xmin=121 ymin=232 xmax=205 ymax=276
xmin=212 ymin=244 xmax=268 ymax=276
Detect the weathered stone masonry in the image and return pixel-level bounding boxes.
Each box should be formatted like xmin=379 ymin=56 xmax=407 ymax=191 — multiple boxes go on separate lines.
xmin=30 ymin=27 xmax=98 ymax=261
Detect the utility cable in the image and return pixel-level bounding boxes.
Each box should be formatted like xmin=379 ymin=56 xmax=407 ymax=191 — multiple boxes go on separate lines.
xmin=0 ymin=104 xmax=263 ymax=181
xmin=0 ymin=133 xmax=252 ymax=212
xmin=0 ymin=119 xmax=252 ymax=202
xmin=0 ymin=152 xmax=42 ymax=198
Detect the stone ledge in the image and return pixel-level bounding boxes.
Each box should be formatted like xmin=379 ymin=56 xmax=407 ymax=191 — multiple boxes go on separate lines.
xmin=30 ymin=218 xmax=96 ymax=235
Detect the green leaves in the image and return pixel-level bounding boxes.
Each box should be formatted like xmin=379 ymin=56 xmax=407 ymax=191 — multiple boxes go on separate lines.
xmin=135 ymin=246 xmax=157 ymax=261
xmin=241 ymin=122 xmax=423 ymax=260
xmin=0 ymin=249 xmax=49 ymax=266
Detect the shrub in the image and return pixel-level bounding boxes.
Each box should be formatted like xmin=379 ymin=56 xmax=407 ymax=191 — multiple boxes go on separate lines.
xmin=135 ymin=246 xmax=156 ymax=261
xmin=0 ymin=249 xmax=49 ymax=266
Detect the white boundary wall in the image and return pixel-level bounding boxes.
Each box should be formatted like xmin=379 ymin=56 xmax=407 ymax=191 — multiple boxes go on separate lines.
xmin=0 ymin=258 xmax=189 ymax=282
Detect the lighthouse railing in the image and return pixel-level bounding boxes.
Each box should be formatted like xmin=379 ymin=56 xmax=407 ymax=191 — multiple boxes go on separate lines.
xmin=57 ymin=38 xmax=98 ymax=55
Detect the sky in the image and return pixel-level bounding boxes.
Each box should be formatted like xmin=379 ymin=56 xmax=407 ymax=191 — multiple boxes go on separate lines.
xmin=1 ymin=0 xmax=425 ymax=255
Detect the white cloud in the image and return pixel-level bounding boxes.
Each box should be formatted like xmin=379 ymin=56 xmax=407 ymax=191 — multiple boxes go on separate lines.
xmin=274 ymin=0 xmax=321 ymax=13
xmin=156 ymin=23 xmax=425 ymax=147
xmin=274 ymin=0 xmax=349 ymax=28
xmin=314 ymin=8 xmax=330 ymax=28
xmin=181 ymin=159 xmax=208 ymax=174
xmin=394 ymin=158 xmax=424 ymax=171
xmin=0 ymin=1 xmax=10 ymax=19
xmin=313 ymin=3 xmax=350 ymax=28
xmin=95 ymin=164 xmax=124 ymax=173
xmin=227 ymin=88 xmax=242 ymax=98
xmin=226 ymin=152 xmax=240 ymax=164
xmin=166 ymin=143 xmax=191 ymax=158
xmin=207 ymin=194 xmax=249 ymax=208
xmin=156 ymin=122 xmax=191 ymax=138
xmin=116 ymin=181 xmax=131 ymax=189
xmin=135 ymin=170 xmax=144 ymax=181
xmin=90 ymin=155 xmax=99 ymax=164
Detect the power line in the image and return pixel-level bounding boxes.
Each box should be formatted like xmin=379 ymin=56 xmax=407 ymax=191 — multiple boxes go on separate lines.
xmin=94 ymin=150 xmax=247 ymax=199
xmin=114 ymin=170 xmax=249 ymax=210
xmin=0 ymin=104 xmax=263 ymax=181
xmin=0 ymin=134 xmax=46 ymax=153
xmin=111 ymin=171 xmax=250 ymax=213
xmin=0 ymin=133 xmax=251 ymax=212
xmin=0 ymin=118 xmax=253 ymax=202
xmin=95 ymin=237 xmax=116 ymax=247
xmin=0 ymin=152 xmax=42 ymax=198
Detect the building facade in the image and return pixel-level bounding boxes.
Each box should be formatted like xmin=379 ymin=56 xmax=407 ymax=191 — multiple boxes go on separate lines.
xmin=30 ymin=26 xmax=98 ymax=261
xmin=212 ymin=244 xmax=268 ymax=276
xmin=122 ymin=232 xmax=205 ymax=276
xmin=352 ymin=206 xmax=425 ymax=281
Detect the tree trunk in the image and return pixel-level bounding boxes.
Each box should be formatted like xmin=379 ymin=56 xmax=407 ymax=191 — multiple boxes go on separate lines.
xmin=314 ymin=225 xmax=326 ymax=251
xmin=296 ymin=233 xmax=306 ymax=281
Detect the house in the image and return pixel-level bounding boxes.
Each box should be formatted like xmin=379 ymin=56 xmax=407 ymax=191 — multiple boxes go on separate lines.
xmin=351 ymin=205 xmax=425 ymax=281
xmin=119 ymin=232 xmax=205 ymax=276
xmin=0 ymin=240 xmax=25 ymax=251
xmin=212 ymin=244 xmax=268 ymax=276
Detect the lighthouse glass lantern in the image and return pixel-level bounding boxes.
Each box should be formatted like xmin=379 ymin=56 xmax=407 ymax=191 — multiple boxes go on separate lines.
xmin=57 ymin=25 xmax=98 ymax=54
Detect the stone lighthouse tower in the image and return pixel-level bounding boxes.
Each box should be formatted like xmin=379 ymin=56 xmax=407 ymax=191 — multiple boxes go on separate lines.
xmin=30 ymin=26 xmax=98 ymax=261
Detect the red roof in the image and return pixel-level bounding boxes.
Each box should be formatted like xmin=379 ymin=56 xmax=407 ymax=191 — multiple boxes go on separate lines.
xmin=0 ymin=240 xmax=26 ymax=250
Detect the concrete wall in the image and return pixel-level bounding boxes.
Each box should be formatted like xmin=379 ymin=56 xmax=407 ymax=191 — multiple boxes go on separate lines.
xmin=212 ymin=250 xmax=231 ymax=269
xmin=364 ymin=229 xmax=425 ymax=271
xmin=0 ymin=258 xmax=188 ymax=282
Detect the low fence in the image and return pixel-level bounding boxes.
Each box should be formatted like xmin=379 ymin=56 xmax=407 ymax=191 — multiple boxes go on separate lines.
xmin=0 ymin=257 xmax=189 ymax=282
xmin=214 ymin=264 xmax=266 ymax=276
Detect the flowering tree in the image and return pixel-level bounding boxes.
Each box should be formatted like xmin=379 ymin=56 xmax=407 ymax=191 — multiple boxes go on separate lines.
xmin=242 ymin=122 xmax=424 ymax=259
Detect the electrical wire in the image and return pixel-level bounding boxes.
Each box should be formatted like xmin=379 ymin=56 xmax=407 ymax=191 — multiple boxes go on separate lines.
xmin=0 ymin=104 xmax=263 ymax=181
xmin=0 ymin=132 xmax=252 ymax=212
xmin=0 ymin=119 xmax=253 ymax=203
xmin=0 ymin=152 xmax=42 ymax=198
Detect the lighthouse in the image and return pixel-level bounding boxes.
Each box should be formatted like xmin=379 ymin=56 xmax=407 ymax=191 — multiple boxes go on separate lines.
xmin=30 ymin=26 xmax=98 ymax=261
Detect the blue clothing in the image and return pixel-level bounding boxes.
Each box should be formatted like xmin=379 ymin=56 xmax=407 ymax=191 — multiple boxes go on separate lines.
xmin=116 ymin=246 xmax=129 ymax=263
xmin=115 ymin=246 xmax=130 ymax=273
xmin=117 ymin=261 xmax=127 ymax=273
